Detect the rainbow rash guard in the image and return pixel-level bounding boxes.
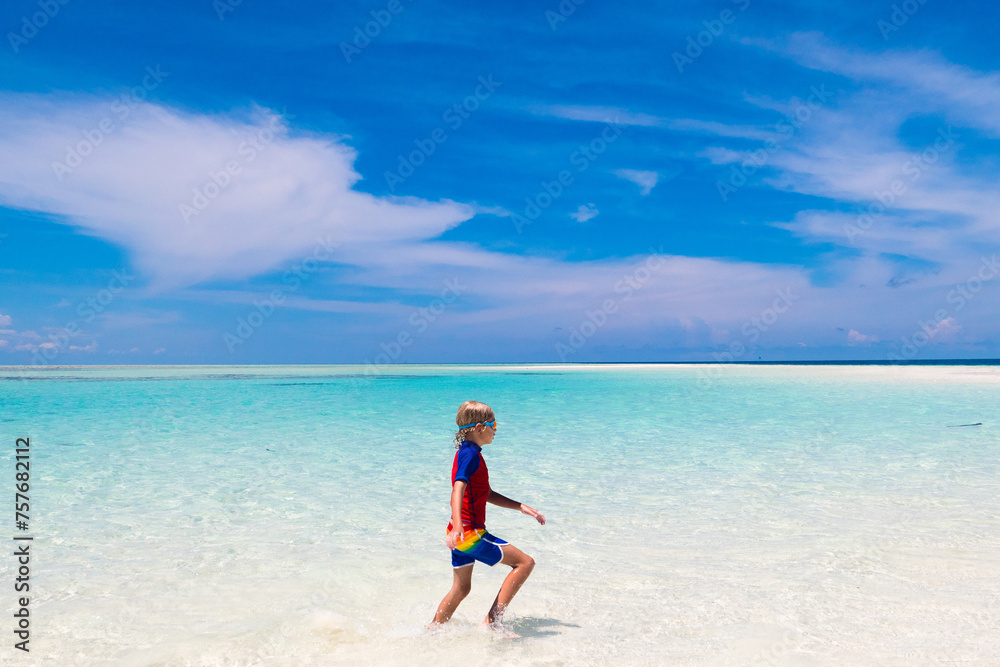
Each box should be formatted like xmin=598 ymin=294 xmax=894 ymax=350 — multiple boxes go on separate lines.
xmin=447 ymin=441 xmax=508 ymax=568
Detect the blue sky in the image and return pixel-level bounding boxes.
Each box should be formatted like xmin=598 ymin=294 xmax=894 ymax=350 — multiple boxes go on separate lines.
xmin=1 ymin=0 xmax=998 ymax=364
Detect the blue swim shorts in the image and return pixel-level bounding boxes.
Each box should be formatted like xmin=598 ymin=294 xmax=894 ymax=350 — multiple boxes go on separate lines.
xmin=451 ymin=528 xmax=509 ymax=568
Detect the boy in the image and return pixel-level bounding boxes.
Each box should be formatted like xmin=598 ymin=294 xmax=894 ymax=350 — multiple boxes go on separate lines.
xmin=430 ymin=400 xmax=545 ymax=634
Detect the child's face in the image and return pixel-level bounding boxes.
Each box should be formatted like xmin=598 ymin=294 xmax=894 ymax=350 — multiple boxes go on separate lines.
xmin=467 ymin=419 xmax=496 ymax=445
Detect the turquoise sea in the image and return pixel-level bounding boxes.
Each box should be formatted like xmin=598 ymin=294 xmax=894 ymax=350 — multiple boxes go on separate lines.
xmin=1 ymin=364 xmax=998 ymax=665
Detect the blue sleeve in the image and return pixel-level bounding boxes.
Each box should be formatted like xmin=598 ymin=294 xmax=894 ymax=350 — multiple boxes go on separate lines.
xmin=454 ymin=448 xmax=480 ymax=484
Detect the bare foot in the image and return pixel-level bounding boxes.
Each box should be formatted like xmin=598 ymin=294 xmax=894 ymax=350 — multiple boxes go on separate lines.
xmin=482 ymin=619 xmax=520 ymax=638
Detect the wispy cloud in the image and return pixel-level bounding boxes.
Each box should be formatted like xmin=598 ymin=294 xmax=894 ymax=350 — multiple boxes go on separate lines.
xmin=662 ymin=118 xmax=777 ymax=142
xmin=531 ymin=104 xmax=659 ymax=126
xmin=768 ymin=31 xmax=1000 ymax=137
xmin=614 ymin=169 xmax=658 ymax=195
xmin=531 ymin=104 xmax=778 ymax=141
xmin=725 ymin=35 xmax=1000 ymax=291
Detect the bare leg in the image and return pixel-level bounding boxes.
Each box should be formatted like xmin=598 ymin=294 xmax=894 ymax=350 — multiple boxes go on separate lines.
xmin=485 ymin=544 xmax=535 ymax=630
xmin=430 ymin=564 xmax=474 ymax=626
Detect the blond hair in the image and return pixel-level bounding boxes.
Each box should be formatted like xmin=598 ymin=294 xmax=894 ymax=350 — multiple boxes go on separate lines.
xmin=454 ymin=400 xmax=495 ymax=448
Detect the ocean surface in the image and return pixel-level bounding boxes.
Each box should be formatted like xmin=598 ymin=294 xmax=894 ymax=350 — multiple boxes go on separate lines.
xmin=1 ymin=363 xmax=998 ymax=665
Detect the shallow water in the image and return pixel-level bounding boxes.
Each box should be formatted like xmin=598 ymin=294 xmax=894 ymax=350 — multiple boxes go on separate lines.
xmin=2 ymin=364 xmax=998 ymax=664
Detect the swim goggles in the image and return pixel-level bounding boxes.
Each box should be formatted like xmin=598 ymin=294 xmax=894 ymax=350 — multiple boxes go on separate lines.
xmin=458 ymin=420 xmax=497 ymax=430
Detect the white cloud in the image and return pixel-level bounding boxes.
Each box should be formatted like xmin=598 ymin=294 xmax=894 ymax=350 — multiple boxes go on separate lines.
xmin=614 ymin=169 xmax=659 ymax=195
xmin=847 ymin=329 xmax=878 ymax=345
xmin=69 ymin=342 xmax=98 ymax=352
xmin=0 ymin=313 xmax=10 ymax=326
xmin=14 ymin=341 xmax=58 ymax=353
xmin=570 ymin=203 xmax=599 ymax=223
xmin=925 ymin=316 xmax=962 ymax=342
xmin=0 ymin=94 xmax=473 ymax=290
xmin=0 ymin=325 xmax=90 ymax=356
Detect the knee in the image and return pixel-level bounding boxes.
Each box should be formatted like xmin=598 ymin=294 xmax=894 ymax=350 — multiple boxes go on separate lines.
xmin=455 ymin=581 xmax=472 ymax=598
xmin=522 ymin=556 xmax=535 ymax=573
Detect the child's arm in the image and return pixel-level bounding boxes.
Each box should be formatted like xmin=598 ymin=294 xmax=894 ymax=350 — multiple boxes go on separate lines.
xmin=488 ymin=490 xmax=546 ymax=525
xmin=446 ymin=481 xmax=467 ymax=550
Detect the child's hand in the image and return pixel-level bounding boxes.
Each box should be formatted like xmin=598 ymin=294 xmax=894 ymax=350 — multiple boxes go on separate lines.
xmin=519 ymin=504 xmax=546 ymax=526
xmin=446 ymin=528 xmax=464 ymax=550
